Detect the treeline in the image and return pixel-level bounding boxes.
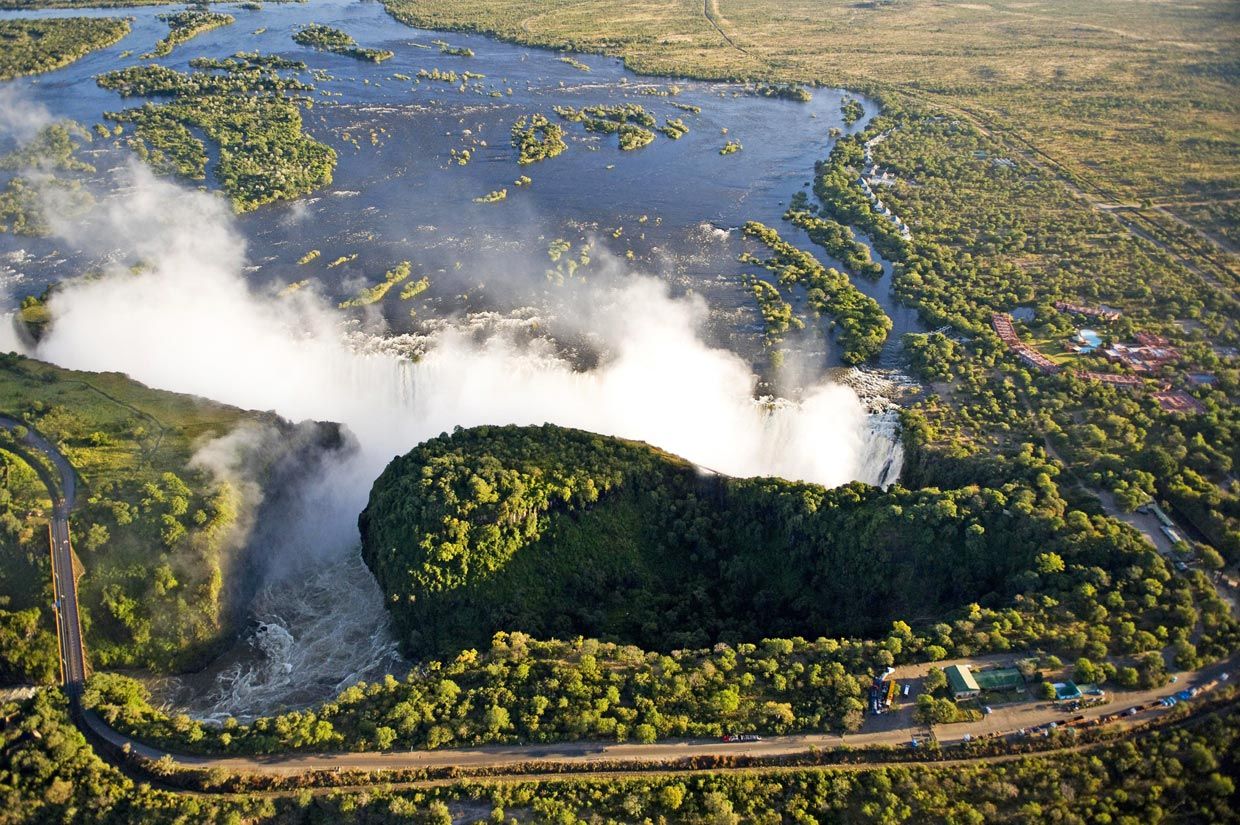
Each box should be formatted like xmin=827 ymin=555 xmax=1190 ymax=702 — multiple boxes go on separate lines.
xmin=87 ymin=631 xmax=872 ymax=754
xmin=98 ymin=55 xmax=336 ymax=211
xmin=754 ymin=83 xmax=812 ymax=102
xmin=8 ymin=686 xmax=1240 ymax=823
xmin=742 ymin=221 xmax=890 ymax=362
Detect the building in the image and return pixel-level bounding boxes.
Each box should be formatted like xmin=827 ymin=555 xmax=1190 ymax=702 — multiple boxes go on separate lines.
xmin=945 ymin=664 xmax=981 ymax=700
xmin=991 ymin=312 xmax=1019 ymax=344
xmin=974 ymin=667 xmax=1025 ymax=692
xmin=1053 ymin=681 xmax=1083 ymax=701
xmin=1013 ymin=344 xmax=1061 ymax=374
xmin=1153 ymin=390 xmax=1206 ymax=415
xmin=1134 ymin=332 xmax=1171 ymax=348
xmin=1076 ymin=370 xmax=1145 ymax=389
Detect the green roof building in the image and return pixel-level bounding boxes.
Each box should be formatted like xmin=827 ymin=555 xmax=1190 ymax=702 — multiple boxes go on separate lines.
xmin=945 ymin=664 xmax=980 ymax=699
xmin=974 ymin=667 xmax=1024 ymax=692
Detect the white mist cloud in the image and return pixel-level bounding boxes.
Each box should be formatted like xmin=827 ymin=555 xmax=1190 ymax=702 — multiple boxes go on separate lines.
xmin=0 ymin=87 xmax=52 ymax=144
xmin=38 ymin=164 xmax=881 ymax=503
xmin=21 ymin=137 xmax=899 ymax=720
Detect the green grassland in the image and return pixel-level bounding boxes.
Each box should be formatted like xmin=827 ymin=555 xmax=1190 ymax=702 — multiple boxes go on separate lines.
xmin=0 ymin=353 xmax=284 ymax=674
xmin=381 ymin=0 xmax=1238 ymax=209
xmin=0 ymin=17 xmax=130 ymax=82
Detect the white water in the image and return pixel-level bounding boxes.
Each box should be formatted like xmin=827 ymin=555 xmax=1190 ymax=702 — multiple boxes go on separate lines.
xmin=27 ymin=166 xmax=906 ymax=720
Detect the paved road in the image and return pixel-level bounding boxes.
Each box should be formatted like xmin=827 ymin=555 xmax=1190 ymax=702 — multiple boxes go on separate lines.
xmin=147 ymin=657 xmax=1236 ymax=775
xmin=4 ymin=415 xmax=1235 ymax=780
xmin=0 ymin=416 xmax=86 ymax=701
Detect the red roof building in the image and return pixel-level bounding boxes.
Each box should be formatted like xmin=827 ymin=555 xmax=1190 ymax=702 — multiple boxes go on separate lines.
xmin=1014 ymin=344 xmax=1061 ymax=374
xmin=1076 ymin=371 xmax=1144 ymax=389
xmin=991 ymin=312 xmax=1019 ymax=344
xmin=1153 ymin=391 xmax=1206 ymax=415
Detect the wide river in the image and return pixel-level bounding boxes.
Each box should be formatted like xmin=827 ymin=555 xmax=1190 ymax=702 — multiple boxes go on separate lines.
xmin=1 ymin=0 xmax=929 ymax=717
xmin=1 ymin=0 xmax=925 ymax=372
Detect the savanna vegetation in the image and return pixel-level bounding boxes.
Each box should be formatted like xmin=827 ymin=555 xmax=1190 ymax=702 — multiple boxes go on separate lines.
xmin=0 ymin=17 xmax=129 ymax=81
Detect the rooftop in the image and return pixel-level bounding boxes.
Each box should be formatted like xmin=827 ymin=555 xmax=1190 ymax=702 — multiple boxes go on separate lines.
xmin=946 ymin=664 xmax=980 ymax=695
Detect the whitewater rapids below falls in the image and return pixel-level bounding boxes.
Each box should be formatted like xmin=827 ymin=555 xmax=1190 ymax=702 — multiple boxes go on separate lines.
xmin=150 ymin=368 xmax=910 ymax=723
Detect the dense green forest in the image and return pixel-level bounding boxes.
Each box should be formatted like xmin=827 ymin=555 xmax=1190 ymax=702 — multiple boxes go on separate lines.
xmin=357 ymin=425 xmax=1235 ymax=686
xmin=98 ymin=54 xmax=336 ymax=211
xmin=0 ymin=17 xmax=129 ymax=81
xmin=6 ymin=687 xmax=1239 ymax=823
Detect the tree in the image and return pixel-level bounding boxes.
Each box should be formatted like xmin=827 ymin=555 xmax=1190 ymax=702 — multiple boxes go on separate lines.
xmin=1036 ymin=552 xmax=1065 ymax=575
xmin=1073 ymin=657 xmax=1101 ymax=684
xmin=924 ymin=667 xmax=948 ymax=695
xmin=659 ymin=783 xmax=686 ymax=811
xmin=1040 ymin=681 xmax=1058 ymax=701
xmin=483 ymin=705 xmax=510 ymax=734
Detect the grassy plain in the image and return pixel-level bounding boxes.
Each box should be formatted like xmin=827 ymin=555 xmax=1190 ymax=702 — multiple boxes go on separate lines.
xmin=382 ymin=0 xmax=1238 ymax=250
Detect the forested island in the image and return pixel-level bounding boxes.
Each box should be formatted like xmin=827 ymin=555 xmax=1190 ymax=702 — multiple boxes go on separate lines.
xmin=98 ymin=55 xmax=336 ymax=211
xmin=0 ymin=17 xmax=130 ymax=81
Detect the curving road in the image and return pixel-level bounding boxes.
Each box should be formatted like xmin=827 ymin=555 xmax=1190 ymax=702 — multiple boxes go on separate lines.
xmin=3 ymin=414 xmax=1235 ymax=781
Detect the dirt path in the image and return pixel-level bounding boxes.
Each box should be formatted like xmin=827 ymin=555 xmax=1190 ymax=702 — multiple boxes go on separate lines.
xmin=703 ymin=0 xmax=748 ymax=54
